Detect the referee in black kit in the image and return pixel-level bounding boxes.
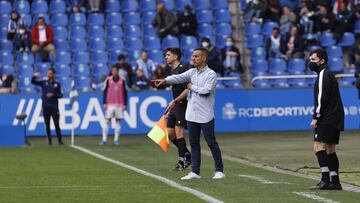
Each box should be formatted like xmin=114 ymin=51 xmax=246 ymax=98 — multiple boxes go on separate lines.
xmin=309 ymin=49 xmax=344 ymax=190
xmin=32 ymin=68 xmax=64 ymax=145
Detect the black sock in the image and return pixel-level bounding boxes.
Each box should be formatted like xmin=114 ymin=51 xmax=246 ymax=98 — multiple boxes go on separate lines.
xmin=177 ymin=138 xmax=186 ymax=159
xmin=328 ymin=153 xmax=340 ymax=184
xmin=316 ymin=150 xmax=330 ymax=183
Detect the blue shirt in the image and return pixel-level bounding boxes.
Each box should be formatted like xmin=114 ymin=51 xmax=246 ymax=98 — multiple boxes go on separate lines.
xmin=165 ymin=66 xmax=216 ymax=123
xmin=31 ymin=77 xmax=63 ymax=109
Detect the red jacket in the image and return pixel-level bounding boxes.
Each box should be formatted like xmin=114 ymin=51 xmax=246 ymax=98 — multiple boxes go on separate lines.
xmin=31 ymin=24 xmax=54 ymax=46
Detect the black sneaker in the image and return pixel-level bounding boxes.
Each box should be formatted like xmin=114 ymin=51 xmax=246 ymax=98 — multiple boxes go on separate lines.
xmin=184 ymin=153 xmax=191 ymax=168
xmin=328 ymin=183 xmax=342 ymax=190
xmin=172 ymin=161 xmax=185 ymax=171
xmin=310 ymin=181 xmax=331 ymax=190
xmin=58 ymin=141 xmax=64 ymax=145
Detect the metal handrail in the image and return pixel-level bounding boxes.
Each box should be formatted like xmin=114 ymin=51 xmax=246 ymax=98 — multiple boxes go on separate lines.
xmin=250 ymin=73 xmax=354 ymax=84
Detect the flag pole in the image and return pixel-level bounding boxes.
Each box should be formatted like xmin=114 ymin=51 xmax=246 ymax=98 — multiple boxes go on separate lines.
xmin=71 ymin=104 xmax=74 ymax=146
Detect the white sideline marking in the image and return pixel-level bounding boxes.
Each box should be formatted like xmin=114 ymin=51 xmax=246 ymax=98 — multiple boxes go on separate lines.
xmin=293 ymin=192 xmax=339 ymax=203
xmin=0 ymin=185 xmax=168 ymax=189
xmin=238 ymin=174 xmax=292 ymax=185
xmin=70 ymin=145 xmax=223 ymax=203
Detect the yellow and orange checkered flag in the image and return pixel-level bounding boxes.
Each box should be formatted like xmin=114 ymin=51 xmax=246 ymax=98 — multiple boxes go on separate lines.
xmin=147 ymin=115 xmax=169 ymax=152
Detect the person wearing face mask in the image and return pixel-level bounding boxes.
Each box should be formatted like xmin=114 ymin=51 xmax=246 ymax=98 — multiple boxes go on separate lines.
xmin=221 ymin=37 xmax=243 ymax=74
xmin=176 ymin=5 xmax=197 ymax=36
xmin=14 ymin=24 xmax=31 ymax=52
xmin=201 ymin=37 xmax=224 ymax=76
xmin=31 ymin=17 xmax=56 ymax=63
xmin=308 ymin=49 xmax=344 ymax=190
xmin=7 ymin=11 xmax=23 ymax=42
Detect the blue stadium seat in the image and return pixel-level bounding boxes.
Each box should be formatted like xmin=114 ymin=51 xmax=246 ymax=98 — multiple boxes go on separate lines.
xmin=15 ymin=0 xmax=30 ymax=14
xmin=53 ymin=26 xmax=68 ymax=40
xmin=125 ymin=25 xmax=142 ymax=38
xmin=93 ymin=63 xmax=109 ymax=79
xmin=122 ymin=0 xmax=139 ymax=12
xmin=144 ymin=36 xmax=161 ymax=51
xmin=182 ymin=48 xmax=194 ymax=62
xmin=107 ymin=37 xmax=124 ymax=51
xmin=0 ymin=1 xmax=11 ymax=14
xmin=88 ymin=25 xmax=105 ymax=39
xmin=216 ymin=35 xmax=228 ymax=48
xmin=107 ymin=25 xmax=123 ymax=39
xmin=251 ymin=47 xmax=266 ymax=59
xmin=338 ymin=32 xmax=355 ymax=47
xmin=288 ymin=58 xmax=305 ymax=74
xmin=55 ymin=63 xmax=71 ymax=76
xmin=289 ymin=78 xmax=307 ymax=87
xmin=0 ymin=14 xmax=9 ymax=27
xmin=0 ymin=64 xmax=15 ymax=75
xmin=74 ymin=76 xmax=91 ymax=92
xmin=307 ymin=45 xmax=321 ymax=52
xmin=270 ymin=71 xmax=289 ymax=87
xmin=143 ymin=24 xmax=156 ymax=37
xmin=198 ymin=23 xmax=213 ymax=37
xmin=340 ymin=69 xmax=356 ymax=86
xmin=253 ymin=75 xmax=271 ymax=88
xmin=70 ymin=26 xmax=87 ymax=39
xmin=16 ymin=52 xmax=34 ymax=64
xmin=17 ymin=64 xmax=33 ymax=77
xmin=251 ymin=58 xmax=268 ymax=74
xmin=328 ymin=58 xmax=344 ymax=72
xmin=58 ymin=76 xmax=72 ymax=92
xmin=91 ymin=51 xmax=108 ymax=64
xmin=89 ymin=37 xmax=106 ymax=51
xmin=162 ymin=35 xmax=179 ymax=49
xmin=212 ymin=0 xmax=228 ymax=10
xmin=246 ymin=34 xmax=263 ymax=49
xmin=140 ymin=0 xmax=156 ymax=12
xmin=215 ymin=23 xmax=232 ymax=36
xmin=196 ymin=10 xmax=213 ymax=23
xmin=70 ymin=13 xmax=86 ymax=26
xmin=320 ymin=32 xmax=335 ymax=47
xmin=51 ymin=13 xmax=68 ymax=26
xmin=31 ymin=0 xmax=48 ymax=14
xmin=142 ymin=11 xmax=156 ymax=25
xmin=0 ymin=27 xmax=6 ymax=39
xmin=127 ymin=49 xmax=142 ymax=66
xmin=216 ymin=80 xmax=225 ymax=89
xmin=194 ymin=0 xmax=210 ymax=10
xmin=0 ymin=52 xmax=13 ymax=64
xmin=73 ymin=52 xmax=90 ymax=64
xmin=106 ymin=0 xmax=121 ymax=13
xmin=355 ymin=20 xmax=360 ymax=34
xmin=73 ymin=63 xmax=90 ymax=76
xmin=55 ymin=51 xmax=71 ymax=65
xmin=0 ymin=39 xmax=13 ymax=52
xmin=302 ymin=33 xmax=318 ymax=40
xmin=88 ymin=13 xmax=104 ymax=26
xmin=262 ymin=21 xmax=279 ymax=36
xmin=124 ymin=12 xmax=141 ymax=25
xmin=148 ymin=50 xmax=164 ymax=65
xmin=49 ymin=0 xmax=66 ymax=14
xmin=18 ymin=76 xmax=35 ymax=92
xmin=326 ymin=45 xmax=342 ymax=58
xmin=214 ymin=9 xmax=231 ymax=23
xmin=35 ymin=62 xmax=51 ymax=75
xmin=20 ymin=13 xmax=32 ymax=27
xmin=159 ymin=0 xmax=175 ymax=11
xmin=126 ymin=37 xmax=143 ymax=50
xmin=70 ymin=38 xmax=87 ymax=51
xmin=176 ymin=0 xmax=192 ymax=11
xmin=269 ymin=58 xmax=287 ymax=74
xmin=245 ymin=23 xmax=261 ymax=36
xmin=32 ymin=14 xmax=50 ymax=25
xmin=106 ymin=12 xmax=122 ymax=25
xmin=54 ymin=38 xmax=70 ymax=51
xmin=180 ymin=36 xmax=198 ymax=50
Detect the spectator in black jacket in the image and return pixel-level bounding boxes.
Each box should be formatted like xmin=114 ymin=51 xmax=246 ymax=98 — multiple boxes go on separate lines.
xmin=221 ymin=37 xmax=243 ymax=73
xmin=0 ymin=74 xmax=16 ymax=94
xmin=201 ymin=37 xmax=224 ymax=75
xmin=177 ymin=5 xmax=197 ymax=36
xmin=314 ymin=4 xmax=334 ymax=32
xmin=152 ymin=3 xmax=178 ymax=39
xmin=349 ymin=40 xmax=360 ymax=68
xmin=14 ymin=24 xmax=31 ymax=52
xmin=265 ymin=27 xmax=285 ymax=59
xmin=281 ymin=25 xmax=304 ymax=59
xmin=333 ymin=1 xmax=353 ymax=41
xmin=261 ymin=0 xmax=282 ymax=23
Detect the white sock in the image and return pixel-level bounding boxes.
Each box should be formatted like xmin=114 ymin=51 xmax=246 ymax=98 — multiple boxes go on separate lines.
xmin=102 ymin=120 xmax=109 ymax=142
xmin=114 ymin=120 xmax=121 ymax=142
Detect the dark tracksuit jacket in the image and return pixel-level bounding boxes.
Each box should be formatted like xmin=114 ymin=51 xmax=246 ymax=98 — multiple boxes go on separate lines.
xmin=31 ymin=76 xmax=63 ymax=109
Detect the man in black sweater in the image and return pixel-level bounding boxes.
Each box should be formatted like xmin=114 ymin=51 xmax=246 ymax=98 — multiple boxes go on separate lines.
xmin=309 ymin=49 xmax=344 ymax=190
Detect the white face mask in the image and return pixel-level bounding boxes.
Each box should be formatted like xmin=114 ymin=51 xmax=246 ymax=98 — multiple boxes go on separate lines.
xmin=226 ymin=41 xmax=233 ymax=47
xmin=19 ymin=29 xmax=25 ymax=34
xmin=202 ymin=42 xmax=210 ymax=48
xmin=39 ymin=25 xmax=45 ymax=30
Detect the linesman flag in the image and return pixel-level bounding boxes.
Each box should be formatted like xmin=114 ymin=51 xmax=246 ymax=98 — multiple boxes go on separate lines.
xmin=147 ymin=115 xmax=169 ymax=152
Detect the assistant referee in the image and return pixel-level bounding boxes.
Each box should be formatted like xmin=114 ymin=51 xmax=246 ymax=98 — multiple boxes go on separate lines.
xmin=309 ymin=49 xmax=344 ymax=190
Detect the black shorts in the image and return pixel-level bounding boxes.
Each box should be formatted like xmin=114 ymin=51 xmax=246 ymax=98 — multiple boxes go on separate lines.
xmin=167 ymin=102 xmax=187 ymax=129
xmin=314 ymin=124 xmax=340 ymax=144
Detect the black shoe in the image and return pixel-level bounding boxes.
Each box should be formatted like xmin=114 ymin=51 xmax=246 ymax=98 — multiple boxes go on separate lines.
xmin=172 ymin=161 xmax=185 ymax=171
xmin=310 ymin=181 xmax=330 ymax=190
xmin=184 ymin=153 xmax=191 ymax=168
xmin=328 ymin=183 xmax=342 ymax=190
xmin=58 ymin=141 xmax=64 ymax=145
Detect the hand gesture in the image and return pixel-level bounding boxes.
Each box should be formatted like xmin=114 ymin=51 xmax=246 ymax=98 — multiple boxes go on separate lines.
xmin=187 ymin=83 xmax=192 ymax=89
xmin=310 ymin=119 xmax=317 ymax=129
xmin=165 ymin=100 xmax=175 ymax=114
xmin=34 ymin=72 xmax=41 ymax=77
xmin=152 ymin=79 xmax=165 ymax=87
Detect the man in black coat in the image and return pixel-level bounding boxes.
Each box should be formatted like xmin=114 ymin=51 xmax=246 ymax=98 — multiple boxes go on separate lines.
xmin=177 ymin=5 xmax=197 ymax=36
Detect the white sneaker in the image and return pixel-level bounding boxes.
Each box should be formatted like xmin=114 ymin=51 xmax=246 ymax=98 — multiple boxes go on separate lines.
xmin=181 ymin=172 xmax=201 ymax=180
xmin=212 ymin=171 xmax=225 ymax=179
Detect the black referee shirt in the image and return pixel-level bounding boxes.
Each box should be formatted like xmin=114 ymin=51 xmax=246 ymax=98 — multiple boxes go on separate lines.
xmin=313 ymin=66 xmax=344 ymax=131
xmin=170 ymin=62 xmax=189 ymax=100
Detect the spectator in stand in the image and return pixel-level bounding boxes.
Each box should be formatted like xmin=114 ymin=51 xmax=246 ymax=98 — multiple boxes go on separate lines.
xmin=7 ymin=11 xmax=22 ymax=42
xmin=132 ymin=69 xmax=150 ymax=90
xmin=136 ymin=51 xmax=157 ymax=79
xmin=314 ymin=3 xmax=334 ymax=32
xmin=152 ymin=3 xmax=178 ymax=39
xmin=14 ymin=24 xmax=31 ymax=52
xmin=221 ymin=37 xmax=243 ymax=74
xmin=0 ymin=74 xmax=16 ymax=94
xmin=265 ymin=27 xmax=285 ymax=59
xmin=88 ymin=0 xmax=104 ymax=12
xmin=333 ymin=1 xmax=353 ymax=41
xmin=66 ymin=0 xmax=86 ymax=13
xmin=280 ymin=6 xmax=296 ymax=34
xmin=177 ymin=5 xmax=197 ymax=36
xmin=333 ymin=0 xmax=351 ymax=14
xmin=151 ymin=66 xmax=168 ymax=90
xmin=261 ymin=0 xmax=282 ymax=23
xmin=115 ymin=54 xmax=133 ymax=87
xmin=297 ymin=0 xmax=315 ymax=34
xmin=201 ymin=37 xmax=224 ymax=76
xmin=350 ymin=40 xmax=360 ymax=68
xmin=31 ymin=17 xmax=56 ymax=62
xmin=243 ymin=0 xmax=266 ymax=23
xmin=281 ymin=25 xmax=305 ymax=59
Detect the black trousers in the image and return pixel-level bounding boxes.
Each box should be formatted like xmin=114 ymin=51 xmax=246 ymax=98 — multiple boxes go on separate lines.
xmin=188 ymin=119 xmax=224 ymax=175
xmin=43 ymin=107 xmax=62 ymax=144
